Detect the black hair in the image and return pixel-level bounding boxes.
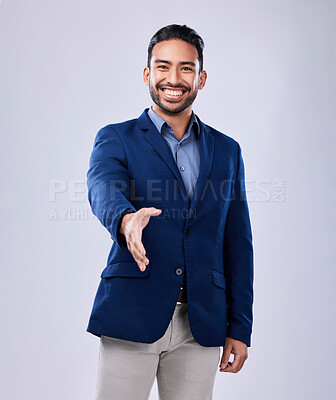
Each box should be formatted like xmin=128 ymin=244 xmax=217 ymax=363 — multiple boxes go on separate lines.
xmin=147 ymin=24 xmax=205 ymax=72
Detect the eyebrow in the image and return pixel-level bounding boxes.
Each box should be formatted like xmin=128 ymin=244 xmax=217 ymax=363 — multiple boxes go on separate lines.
xmin=153 ymin=59 xmax=196 ymax=67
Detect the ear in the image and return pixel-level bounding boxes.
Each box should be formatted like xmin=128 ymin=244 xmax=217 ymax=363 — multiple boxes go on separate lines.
xmin=143 ymin=67 xmax=150 ymax=87
xmin=198 ymin=70 xmax=207 ymax=90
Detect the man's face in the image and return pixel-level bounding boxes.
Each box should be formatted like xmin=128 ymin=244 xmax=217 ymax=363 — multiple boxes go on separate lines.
xmin=143 ymin=39 xmax=207 ymax=115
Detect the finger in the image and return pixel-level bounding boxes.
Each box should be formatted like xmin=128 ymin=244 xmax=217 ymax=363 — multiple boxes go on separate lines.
xmin=132 ymin=240 xmax=149 ymax=264
xmin=128 ymin=238 xmax=149 ymax=269
xmin=220 ymin=361 xmax=235 ymax=373
xmin=129 ymin=246 xmax=149 ymax=271
xmin=220 ymin=346 xmax=232 ymax=369
xmin=230 ymin=353 xmax=243 ymax=373
xmin=221 ymin=353 xmax=243 ymax=373
xmin=131 ymin=230 xmax=147 ymax=259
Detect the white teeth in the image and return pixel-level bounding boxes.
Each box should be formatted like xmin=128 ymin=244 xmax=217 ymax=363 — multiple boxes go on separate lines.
xmin=162 ymin=89 xmax=183 ymax=96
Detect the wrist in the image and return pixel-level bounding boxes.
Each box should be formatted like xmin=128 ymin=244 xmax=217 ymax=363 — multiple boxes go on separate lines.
xmin=120 ymin=212 xmax=135 ymax=236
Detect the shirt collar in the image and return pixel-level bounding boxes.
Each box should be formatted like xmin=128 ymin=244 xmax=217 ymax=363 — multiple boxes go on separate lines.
xmin=147 ymin=106 xmax=200 ymax=138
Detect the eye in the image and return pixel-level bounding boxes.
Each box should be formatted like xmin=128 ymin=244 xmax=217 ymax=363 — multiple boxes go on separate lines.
xmin=182 ymin=67 xmax=192 ymax=71
xmin=157 ymin=65 xmax=168 ymax=69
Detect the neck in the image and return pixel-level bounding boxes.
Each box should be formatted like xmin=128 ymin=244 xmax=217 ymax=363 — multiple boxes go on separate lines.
xmin=151 ymin=104 xmax=193 ymax=141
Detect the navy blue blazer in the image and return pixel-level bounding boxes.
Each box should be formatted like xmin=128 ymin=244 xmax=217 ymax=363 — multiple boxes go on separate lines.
xmin=86 ymin=108 xmax=254 ymax=347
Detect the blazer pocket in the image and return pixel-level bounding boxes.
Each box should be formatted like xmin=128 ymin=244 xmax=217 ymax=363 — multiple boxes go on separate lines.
xmin=101 ymin=261 xmax=151 ymax=278
xmin=212 ymin=270 xmax=226 ymax=290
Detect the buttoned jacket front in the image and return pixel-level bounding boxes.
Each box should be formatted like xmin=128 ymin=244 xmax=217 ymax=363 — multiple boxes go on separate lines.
xmin=86 ymin=108 xmax=254 ymax=347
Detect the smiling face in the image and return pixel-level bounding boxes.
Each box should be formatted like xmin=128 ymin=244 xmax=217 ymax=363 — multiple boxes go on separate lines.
xmin=143 ymin=39 xmax=207 ymax=115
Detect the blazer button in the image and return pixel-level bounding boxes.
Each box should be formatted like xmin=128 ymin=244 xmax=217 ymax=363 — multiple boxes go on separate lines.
xmin=175 ymin=268 xmax=183 ymax=276
xmin=184 ymin=229 xmax=191 ymax=237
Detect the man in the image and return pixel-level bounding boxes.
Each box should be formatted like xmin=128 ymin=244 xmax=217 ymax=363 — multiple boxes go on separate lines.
xmin=87 ymin=24 xmax=254 ymax=400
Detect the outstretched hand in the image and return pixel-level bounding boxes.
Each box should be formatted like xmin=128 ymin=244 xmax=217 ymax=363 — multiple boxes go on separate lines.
xmin=120 ymin=207 xmax=162 ymax=271
xmin=219 ymin=337 xmax=248 ymax=373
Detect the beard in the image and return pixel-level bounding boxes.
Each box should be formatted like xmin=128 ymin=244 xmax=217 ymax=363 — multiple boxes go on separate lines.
xmin=149 ymin=81 xmax=198 ymax=115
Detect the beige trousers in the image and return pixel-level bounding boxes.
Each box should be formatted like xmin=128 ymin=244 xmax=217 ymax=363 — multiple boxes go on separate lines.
xmin=94 ymin=303 xmax=221 ymax=400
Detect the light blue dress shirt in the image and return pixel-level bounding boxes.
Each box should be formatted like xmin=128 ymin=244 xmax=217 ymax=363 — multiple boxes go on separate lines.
xmin=147 ymin=106 xmax=200 ymax=202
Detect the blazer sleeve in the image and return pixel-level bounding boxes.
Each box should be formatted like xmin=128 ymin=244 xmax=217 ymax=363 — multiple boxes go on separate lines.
xmin=223 ymin=142 xmax=254 ymax=347
xmin=86 ymin=126 xmax=137 ymax=250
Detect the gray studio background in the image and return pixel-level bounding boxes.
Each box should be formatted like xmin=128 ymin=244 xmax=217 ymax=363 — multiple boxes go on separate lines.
xmin=0 ymin=1 xmax=334 ymax=399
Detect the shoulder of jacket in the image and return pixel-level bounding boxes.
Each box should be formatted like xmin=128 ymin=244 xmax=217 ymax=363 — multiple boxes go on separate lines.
xmin=205 ymin=123 xmax=239 ymax=149
xmin=96 ymin=117 xmax=138 ymax=141
xmin=100 ymin=117 xmax=138 ymax=133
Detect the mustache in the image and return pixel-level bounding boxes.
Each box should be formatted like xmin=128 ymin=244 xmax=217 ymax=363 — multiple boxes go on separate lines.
xmin=157 ymin=84 xmax=190 ymax=91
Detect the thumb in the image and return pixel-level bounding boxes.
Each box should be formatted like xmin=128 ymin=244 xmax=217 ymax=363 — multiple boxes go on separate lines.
xmin=138 ymin=207 xmax=162 ymax=228
xmin=221 ymin=345 xmax=232 ymax=368
xmin=143 ymin=207 xmax=162 ymax=215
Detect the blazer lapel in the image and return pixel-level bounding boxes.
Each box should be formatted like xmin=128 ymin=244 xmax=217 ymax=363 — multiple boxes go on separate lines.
xmin=138 ymin=108 xmax=188 ymax=199
xmin=189 ymin=115 xmax=214 ymax=217
xmin=137 ymin=108 xmax=214 ymax=216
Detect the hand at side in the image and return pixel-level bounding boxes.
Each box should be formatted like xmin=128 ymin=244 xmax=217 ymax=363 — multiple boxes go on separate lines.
xmin=219 ymin=337 xmax=248 ymax=373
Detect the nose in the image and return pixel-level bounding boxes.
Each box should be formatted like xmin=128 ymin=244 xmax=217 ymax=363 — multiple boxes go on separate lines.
xmin=166 ymin=67 xmax=181 ymax=86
